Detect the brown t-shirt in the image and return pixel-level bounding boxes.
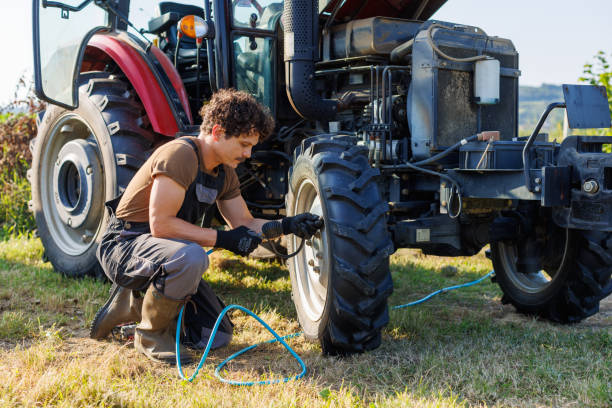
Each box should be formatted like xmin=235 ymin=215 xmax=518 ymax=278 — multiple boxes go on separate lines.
xmin=115 ymin=137 xmax=241 ymax=222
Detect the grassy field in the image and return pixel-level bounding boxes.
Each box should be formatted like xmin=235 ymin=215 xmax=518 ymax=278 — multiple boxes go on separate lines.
xmin=0 ymin=237 xmax=610 ymax=408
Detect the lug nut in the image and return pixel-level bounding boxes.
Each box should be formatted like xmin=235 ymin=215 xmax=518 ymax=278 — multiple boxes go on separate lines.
xmin=305 ymin=240 xmax=312 ymax=246
xmin=535 ymin=177 xmax=541 ymax=184
xmin=308 ymin=259 xmax=315 ymax=267
xmin=316 ymin=252 xmax=323 ymax=259
xmin=583 ymin=179 xmax=599 ymax=194
xmin=313 ymin=266 xmax=321 ymax=274
xmin=534 ymin=186 xmax=541 ymax=193
xmin=86 ymin=166 xmax=93 ymax=174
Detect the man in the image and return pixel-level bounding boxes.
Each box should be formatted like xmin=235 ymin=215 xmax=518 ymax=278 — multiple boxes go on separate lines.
xmin=90 ymin=89 xmax=321 ymax=363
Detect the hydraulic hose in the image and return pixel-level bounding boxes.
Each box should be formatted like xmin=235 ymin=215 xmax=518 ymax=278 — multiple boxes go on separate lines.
xmin=412 ymin=133 xmax=479 ymax=166
xmin=389 ymin=39 xmax=414 ymax=63
xmin=427 ymin=23 xmax=489 ymax=63
xmin=380 ymin=131 xmax=499 ymax=218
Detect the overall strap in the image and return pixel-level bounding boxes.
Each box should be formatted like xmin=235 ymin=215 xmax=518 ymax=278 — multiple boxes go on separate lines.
xmin=179 ymin=137 xmax=201 ymax=169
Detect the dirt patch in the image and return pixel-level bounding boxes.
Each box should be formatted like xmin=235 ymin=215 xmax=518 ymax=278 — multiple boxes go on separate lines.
xmin=490 ymin=295 xmax=612 ymax=329
xmin=581 ymin=295 xmax=612 ymax=329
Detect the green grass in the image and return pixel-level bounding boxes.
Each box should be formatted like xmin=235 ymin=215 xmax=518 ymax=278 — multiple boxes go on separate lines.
xmin=0 ymin=165 xmax=35 ymax=240
xmin=0 ymin=238 xmax=610 ymax=407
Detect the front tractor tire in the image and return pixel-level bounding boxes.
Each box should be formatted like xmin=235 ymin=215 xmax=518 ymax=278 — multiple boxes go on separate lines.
xmin=491 ymin=224 xmax=612 ymax=323
xmin=31 ymin=72 xmax=150 ymax=278
xmin=286 ymin=137 xmax=394 ymax=355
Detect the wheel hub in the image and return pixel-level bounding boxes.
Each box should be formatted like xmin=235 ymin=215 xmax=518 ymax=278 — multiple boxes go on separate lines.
xmin=38 ymin=113 xmax=107 ymax=256
xmin=52 ymin=139 xmax=104 ymax=229
xmin=292 ymin=180 xmax=329 ymax=322
xmin=497 ymin=228 xmax=569 ymax=294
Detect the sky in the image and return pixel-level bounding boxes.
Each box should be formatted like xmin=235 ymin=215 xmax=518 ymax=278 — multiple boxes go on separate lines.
xmin=1 ymin=0 xmax=611 ymax=106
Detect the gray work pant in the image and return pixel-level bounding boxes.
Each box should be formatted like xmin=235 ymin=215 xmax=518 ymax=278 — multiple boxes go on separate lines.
xmin=96 ymin=216 xmax=209 ymax=300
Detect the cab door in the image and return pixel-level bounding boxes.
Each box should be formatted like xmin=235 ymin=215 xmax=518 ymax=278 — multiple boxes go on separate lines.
xmin=33 ymin=0 xmax=110 ymax=108
xmin=229 ymin=0 xmax=283 ymax=111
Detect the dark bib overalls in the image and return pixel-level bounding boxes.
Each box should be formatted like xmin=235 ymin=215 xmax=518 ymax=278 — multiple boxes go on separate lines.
xmin=96 ymin=137 xmax=224 ymax=299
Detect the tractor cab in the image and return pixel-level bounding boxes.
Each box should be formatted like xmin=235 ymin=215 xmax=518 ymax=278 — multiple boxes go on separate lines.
xmin=34 ymin=0 xmax=284 ymax=122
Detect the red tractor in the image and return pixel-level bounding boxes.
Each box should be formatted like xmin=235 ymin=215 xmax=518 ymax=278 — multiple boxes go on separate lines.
xmin=32 ymin=0 xmax=612 ymax=355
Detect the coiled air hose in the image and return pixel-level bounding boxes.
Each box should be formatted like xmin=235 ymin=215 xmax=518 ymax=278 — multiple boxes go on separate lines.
xmin=175 ymin=250 xmax=495 ymax=386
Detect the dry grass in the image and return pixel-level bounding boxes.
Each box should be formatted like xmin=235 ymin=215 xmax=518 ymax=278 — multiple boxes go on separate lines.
xmin=0 ymin=238 xmax=610 ymax=408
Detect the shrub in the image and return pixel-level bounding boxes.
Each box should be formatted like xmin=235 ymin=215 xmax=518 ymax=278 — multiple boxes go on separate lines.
xmin=0 ymin=113 xmax=35 ymax=177
xmin=0 ymin=75 xmax=44 ymax=239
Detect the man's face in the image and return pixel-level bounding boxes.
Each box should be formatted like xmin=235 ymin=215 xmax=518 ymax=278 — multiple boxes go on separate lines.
xmin=213 ymin=127 xmax=259 ymax=168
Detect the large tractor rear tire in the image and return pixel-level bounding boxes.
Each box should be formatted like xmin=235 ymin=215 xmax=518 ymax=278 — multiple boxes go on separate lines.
xmin=491 ymin=222 xmax=612 ymax=323
xmin=30 ymin=72 xmax=151 ymax=278
xmin=286 ymin=136 xmax=394 ymax=355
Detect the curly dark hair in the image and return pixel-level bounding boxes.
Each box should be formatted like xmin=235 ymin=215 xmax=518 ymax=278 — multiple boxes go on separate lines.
xmin=199 ymin=88 xmax=275 ymax=141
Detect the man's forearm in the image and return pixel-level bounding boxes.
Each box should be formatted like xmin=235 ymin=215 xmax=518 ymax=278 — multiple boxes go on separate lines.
xmin=150 ymin=215 xmax=218 ymax=247
xmin=243 ymin=218 xmax=269 ymax=235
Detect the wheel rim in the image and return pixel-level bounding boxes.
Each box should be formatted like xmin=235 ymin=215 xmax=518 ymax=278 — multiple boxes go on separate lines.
xmin=291 ymin=179 xmax=329 ymax=322
xmin=496 ymin=229 xmax=569 ymax=294
xmin=39 ymin=114 xmax=106 ymax=256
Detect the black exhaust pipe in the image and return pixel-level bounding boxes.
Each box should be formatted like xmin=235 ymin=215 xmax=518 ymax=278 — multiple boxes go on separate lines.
xmin=282 ymin=0 xmax=337 ymax=122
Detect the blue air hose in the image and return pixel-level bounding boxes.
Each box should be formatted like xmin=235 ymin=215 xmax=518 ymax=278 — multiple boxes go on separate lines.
xmin=176 ymin=304 xmax=306 ymax=385
xmin=391 ymin=270 xmax=495 ymax=310
xmin=175 ymin=254 xmax=495 ymax=386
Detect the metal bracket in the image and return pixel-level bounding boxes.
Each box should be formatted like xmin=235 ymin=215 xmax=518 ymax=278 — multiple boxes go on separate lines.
xmin=563 ymin=84 xmax=612 ymax=129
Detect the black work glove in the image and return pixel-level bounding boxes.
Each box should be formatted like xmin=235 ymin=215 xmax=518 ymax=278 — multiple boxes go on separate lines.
xmin=281 ymin=213 xmax=324 ymax=239
xmin=215 ymin=226 xmax=262 ymax=256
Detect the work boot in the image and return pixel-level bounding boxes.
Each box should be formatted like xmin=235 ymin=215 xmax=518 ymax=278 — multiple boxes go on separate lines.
xmin=134 ymin=285 xmax=193 ymax=364
xmin=90 ymin=284 xmax=143 ymax=340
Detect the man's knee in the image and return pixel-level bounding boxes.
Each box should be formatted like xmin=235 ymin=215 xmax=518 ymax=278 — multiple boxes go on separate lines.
xmin=180 ymin=243 xmax=209 ymax=272
xmin=160 ymin=243 xmax=209 ymax=299
xmin=169 ymin=243 xmax=208 ymax=275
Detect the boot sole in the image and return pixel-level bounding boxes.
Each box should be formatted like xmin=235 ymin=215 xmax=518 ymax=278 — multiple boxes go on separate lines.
xmin=144 ymin=354 xmax=193 ymax=365
xmin=89 ymin=284 xmax=121 ymax=339
xmin=134 ymin=341 xmax=193 ymax=364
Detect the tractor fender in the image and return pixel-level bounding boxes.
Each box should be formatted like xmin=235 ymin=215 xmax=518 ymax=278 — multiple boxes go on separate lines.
xmin=83 ymin=33 xmax=192 ymax=137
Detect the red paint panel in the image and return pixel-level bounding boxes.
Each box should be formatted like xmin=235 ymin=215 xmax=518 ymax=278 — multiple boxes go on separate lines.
xmin=150 ymin=46 xmax=193 ymax=124
xmin=88 ymin=34 xmax=179 ymax=136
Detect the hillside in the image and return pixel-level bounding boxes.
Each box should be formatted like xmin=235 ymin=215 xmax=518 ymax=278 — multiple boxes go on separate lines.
xmin=518 ymin=83 xmax=565 ymax=137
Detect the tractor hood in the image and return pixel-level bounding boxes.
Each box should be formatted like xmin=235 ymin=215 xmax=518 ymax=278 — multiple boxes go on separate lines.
xmin=319 ymin=0 xmax=448 ymax=21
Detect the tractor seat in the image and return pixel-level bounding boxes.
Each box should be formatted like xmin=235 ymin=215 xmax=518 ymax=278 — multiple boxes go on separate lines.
xmin=149 ymin=1 xmax=205 ymax=53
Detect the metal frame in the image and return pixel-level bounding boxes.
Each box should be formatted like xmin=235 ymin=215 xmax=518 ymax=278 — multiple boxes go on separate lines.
xmin=33 ymin=0 xmax=109 ymax=109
